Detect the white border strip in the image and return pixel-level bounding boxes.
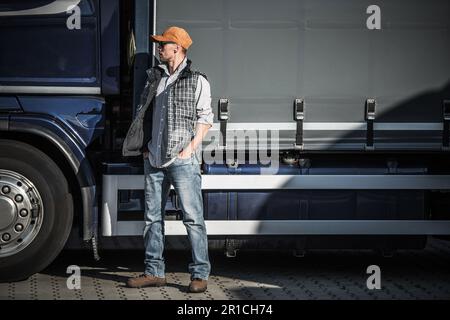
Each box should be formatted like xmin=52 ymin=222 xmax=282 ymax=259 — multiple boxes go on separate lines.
xmin=112 ymin=220 xmax=450 ymax=236
xmin=109 ymin=174 xmax=450 ymax=190
xmin=208 ymin=122 xmax=443 ymax=131
xmin=0 ymin=86 xmax=101 ymax=95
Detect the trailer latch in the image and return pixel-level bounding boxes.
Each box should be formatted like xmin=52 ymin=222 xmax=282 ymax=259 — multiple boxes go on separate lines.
xmin=218 ymin=98 xmax=229 ymax=150
xmin=293 ymin=98 xmax=304 ymax=150
xmin=443 ymin=100 xmax=450 ymax=150
xmin=365 ymin=98 xmax=376 ymax=150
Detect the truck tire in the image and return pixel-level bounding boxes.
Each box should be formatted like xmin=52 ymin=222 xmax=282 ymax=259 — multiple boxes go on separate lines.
xmin=0 ymin=139 xmax=73 ymax=282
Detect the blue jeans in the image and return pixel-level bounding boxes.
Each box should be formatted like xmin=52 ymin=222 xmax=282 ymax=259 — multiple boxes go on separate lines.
xmin=143 ymin=153 xmax=211 ymax=280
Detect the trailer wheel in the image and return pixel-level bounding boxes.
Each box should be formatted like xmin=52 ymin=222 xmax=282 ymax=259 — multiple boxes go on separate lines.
xmin=0 ymin=139 xmax=73 ymax=282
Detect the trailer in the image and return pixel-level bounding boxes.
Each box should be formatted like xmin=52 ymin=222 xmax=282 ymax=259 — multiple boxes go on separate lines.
xmin=0 ymin=0 xmax=449 ymax=281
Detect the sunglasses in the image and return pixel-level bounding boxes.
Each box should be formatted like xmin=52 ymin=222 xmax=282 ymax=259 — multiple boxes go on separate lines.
xmin=158 ymin=41 xmax=176 ymax=48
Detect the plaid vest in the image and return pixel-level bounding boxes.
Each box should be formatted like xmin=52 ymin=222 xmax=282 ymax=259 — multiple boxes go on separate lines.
xmin=143 ymin=60 xmax=207 ymax=159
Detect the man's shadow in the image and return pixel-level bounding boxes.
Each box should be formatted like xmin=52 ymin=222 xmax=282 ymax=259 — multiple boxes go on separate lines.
xmin=41 ymin=248 xmax=192 ymax=292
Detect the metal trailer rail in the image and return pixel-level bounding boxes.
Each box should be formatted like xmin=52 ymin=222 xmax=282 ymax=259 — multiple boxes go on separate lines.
xmin=102 ymin=174 xmax=450 ymax=236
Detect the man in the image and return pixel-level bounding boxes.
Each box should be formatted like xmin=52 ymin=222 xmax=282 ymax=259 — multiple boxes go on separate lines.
xmin=126 ymin=26 xmax=213 ymax=293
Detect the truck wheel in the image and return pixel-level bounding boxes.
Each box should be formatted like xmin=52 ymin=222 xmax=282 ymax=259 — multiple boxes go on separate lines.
xmin=0 ymin=139 xmax=73 ymax=282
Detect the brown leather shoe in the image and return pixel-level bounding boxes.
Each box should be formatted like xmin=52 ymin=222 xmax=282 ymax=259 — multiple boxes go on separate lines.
xmin=188 ymin=278 xmax=208 ymax=293
xmin=126 ymin=274 xmax=166 ymax=288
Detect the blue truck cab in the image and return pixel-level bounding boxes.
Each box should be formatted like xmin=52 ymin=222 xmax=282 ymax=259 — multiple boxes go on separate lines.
xmin=0 ymin=0 xmax=119 ymax=280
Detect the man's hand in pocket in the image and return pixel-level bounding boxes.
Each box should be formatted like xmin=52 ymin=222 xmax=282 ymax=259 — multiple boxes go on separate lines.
xmin=177 ymin=146 xmax=193 ymax=159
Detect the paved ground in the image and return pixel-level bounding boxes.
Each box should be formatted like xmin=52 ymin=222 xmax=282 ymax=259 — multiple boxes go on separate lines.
xmin=1 ymin=236 xmax=450 ymax=300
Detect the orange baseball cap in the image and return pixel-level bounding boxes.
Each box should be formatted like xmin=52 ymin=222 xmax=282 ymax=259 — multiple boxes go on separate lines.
xmin=150 ymin=26 xmax=193 ymax=50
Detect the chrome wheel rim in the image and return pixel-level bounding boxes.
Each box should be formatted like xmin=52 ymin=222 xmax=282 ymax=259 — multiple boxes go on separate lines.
xmin=0 ymin=169 xmax=44 ymax=258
